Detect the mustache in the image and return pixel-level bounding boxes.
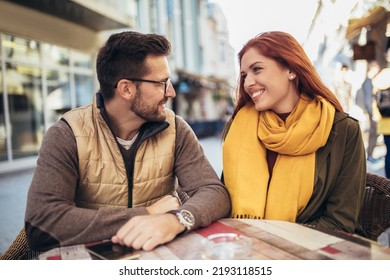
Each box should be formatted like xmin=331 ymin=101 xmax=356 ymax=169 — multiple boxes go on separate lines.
xmin=160 ymin=97 xmax=169 ymax=105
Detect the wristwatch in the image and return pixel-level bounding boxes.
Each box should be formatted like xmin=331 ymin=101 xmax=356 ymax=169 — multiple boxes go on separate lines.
xmin=168 ymin=209 xmax=195 ymax=232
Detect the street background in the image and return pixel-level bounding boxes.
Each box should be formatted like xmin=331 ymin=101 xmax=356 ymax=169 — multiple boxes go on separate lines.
xmin=0 ymin=0 xmax=389 ymax=258
xmin=0 ymin=135 xmax=385 ymax=256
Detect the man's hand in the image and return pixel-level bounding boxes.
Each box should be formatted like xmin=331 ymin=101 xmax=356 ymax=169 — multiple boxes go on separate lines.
xmin=111 ymin=213 xmax=185 ymax=251
xmin=146 ymin=195 xmax=180 ymax=214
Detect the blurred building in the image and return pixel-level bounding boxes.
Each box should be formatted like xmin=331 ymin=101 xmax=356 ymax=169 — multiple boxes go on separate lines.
xmin=0 ymin=0 xmax=235 ymax=173
xmin=304 ymin=0 xmax=389 ymax=91
xmin=302 ymin=0 xmax=389 ymax=134
xmin=136 ymin=0 xmax=236 ymax=137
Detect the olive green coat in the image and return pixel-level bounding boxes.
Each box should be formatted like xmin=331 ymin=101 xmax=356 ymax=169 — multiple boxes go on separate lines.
xmin=297 ymin=112 xmax=366 ymax=234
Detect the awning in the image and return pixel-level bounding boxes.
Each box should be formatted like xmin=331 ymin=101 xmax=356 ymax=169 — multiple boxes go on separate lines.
xmin=4 ymin=0 xmax=134 ymax=31
xmin=175 ymin=69 xmax=232 ymax=97
xmin=176 ymin=69 xmax=230 ymax=87
xmin=346 ymin=6 xmax=389 ymax=40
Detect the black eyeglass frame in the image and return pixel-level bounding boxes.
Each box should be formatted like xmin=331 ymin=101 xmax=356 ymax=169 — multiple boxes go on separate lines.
xmin=115 ymin=78 xmax=171 ymax=95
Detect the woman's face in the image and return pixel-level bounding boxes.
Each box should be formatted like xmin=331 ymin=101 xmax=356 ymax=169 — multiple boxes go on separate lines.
xmin=240 ymin=47 xmax=299 ymax=114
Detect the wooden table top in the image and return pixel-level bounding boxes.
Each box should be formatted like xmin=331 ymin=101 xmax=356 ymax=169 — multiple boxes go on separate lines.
xmin=37 ymin=218 xmax=390 ymax=260
xmin=138 ymin=219 xmax=390 ymax=260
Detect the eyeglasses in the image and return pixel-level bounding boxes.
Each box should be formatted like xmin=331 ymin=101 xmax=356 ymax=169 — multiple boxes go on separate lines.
xmin=116 ymin=78 xmax=171 ymax=95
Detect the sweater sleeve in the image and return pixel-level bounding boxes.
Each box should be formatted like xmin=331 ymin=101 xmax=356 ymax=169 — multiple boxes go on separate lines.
xmin=25 ymin=120 xmax=148 ymax=251
xmin=173 ymin=116 xmax=231 ymax=230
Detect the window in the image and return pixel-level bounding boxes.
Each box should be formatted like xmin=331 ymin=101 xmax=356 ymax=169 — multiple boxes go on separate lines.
xmin=0 ymin=33 xmax=95 ymax=164
xmin=5 ymin=63 xmax=44 ymax=159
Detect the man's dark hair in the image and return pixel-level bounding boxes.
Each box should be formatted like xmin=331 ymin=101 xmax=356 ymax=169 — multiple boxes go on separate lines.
xmin=96 ymin=31 xmax=171 ymax=99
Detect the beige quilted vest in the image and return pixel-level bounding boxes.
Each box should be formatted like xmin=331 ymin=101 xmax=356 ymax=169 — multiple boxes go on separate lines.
xmin=62 ymin=98 xmax=176 ymax=209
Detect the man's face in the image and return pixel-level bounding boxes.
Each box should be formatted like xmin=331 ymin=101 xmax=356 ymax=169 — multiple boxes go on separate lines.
xmin=130 ymin=55 xmax=176 ymax=122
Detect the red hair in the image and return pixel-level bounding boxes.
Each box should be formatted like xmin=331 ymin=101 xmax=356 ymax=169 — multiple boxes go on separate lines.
xmin=231 ymin=31 xmax=343 ymax=119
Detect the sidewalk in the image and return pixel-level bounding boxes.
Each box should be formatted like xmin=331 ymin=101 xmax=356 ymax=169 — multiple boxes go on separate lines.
xmin=0 ymin=168 xmax=34 ymax=255
xmin=0 ymin=136 xmax=386 ymax=255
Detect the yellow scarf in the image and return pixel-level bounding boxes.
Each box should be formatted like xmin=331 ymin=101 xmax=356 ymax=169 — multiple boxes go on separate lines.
xmin=222 ymin=96 xmax=335 ymax=221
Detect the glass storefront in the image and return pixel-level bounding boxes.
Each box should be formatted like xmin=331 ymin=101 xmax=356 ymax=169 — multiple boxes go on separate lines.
xmin=75 ymin=74 xmax=95 ymax=107
xmin=46 ymin=69 xmax=71 ymax=125
xmin=0 ymin=33 xmax=95 ymax=165
xmin=6 ymin=63 xmax=44 ymax=159
xmin=0 ymin=68 xmax=6 ymax=161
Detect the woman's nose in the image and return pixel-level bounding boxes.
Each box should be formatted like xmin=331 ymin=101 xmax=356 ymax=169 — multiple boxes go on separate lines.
xmin=244 ymin=74 xmax=255 ymax=89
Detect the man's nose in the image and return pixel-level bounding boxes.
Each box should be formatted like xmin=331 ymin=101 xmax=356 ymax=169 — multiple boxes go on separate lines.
xmin=166 ymin=83 xmax=176 ymax=98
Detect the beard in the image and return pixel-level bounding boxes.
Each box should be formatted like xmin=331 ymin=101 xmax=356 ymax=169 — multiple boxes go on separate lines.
xmin=130 ymin=90 xmax=167 ymax=122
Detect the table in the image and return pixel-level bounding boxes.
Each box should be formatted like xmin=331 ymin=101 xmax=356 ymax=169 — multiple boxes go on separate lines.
xmin=37 ymin=219 xmax=390 ymax=260
xmin=139 ymin=219 xmax=390 ymax=260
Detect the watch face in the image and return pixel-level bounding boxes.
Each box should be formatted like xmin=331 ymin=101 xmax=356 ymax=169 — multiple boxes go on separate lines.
xmin=181 ymin=210 xmax=195 ymax=225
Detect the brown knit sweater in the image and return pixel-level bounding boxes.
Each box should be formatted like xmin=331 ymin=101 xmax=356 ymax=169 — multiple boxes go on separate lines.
xmin=25 ymin=114 xmax=231 ymax=251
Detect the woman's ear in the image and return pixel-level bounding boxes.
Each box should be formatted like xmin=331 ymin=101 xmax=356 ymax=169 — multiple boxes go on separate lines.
xmin=288 ymin=71 xmax=296 ymax=80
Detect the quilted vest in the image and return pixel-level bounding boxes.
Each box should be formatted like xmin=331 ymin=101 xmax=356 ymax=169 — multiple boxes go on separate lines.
xmin=62 ymin=98 xmax=176 ymax=209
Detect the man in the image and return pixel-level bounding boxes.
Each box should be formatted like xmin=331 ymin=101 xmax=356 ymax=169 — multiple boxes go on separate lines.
xmin=359 ymin=60 xmax=380 ymax=162
xmin=25 ymin=31 xmax=231 ymax=252
xmin=333 ymin=64 xmax=352 ymax=112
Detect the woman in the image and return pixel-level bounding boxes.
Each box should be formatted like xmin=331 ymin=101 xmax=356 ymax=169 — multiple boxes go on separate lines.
xmin=222 ymin=31 xmax=366 ymax=234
